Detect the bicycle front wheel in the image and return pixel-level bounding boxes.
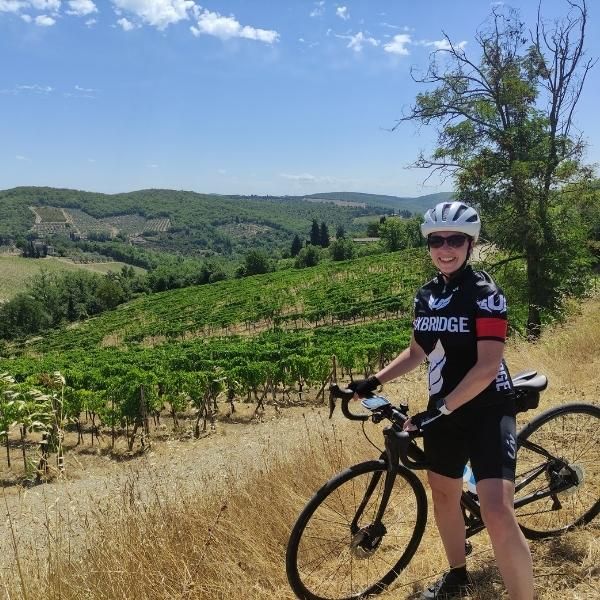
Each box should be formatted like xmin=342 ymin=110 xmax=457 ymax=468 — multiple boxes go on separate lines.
xmin=515 ymin=403 xmax=600 ymax=539
xmin=286 ymin=460 xmax=427 ymax=600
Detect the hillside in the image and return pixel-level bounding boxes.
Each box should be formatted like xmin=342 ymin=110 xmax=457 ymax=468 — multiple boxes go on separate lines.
xmin=0 ymin=255 xmax=144 ymax=302
xmin=0 ymin=296 xmax=598 ymax=599
xmin=303 ymin=191 xmax=454 ymax=213
xmin=0 ymin=187 xmax=448 ymax=261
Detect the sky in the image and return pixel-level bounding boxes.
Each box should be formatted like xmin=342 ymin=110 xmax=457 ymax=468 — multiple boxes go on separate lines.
xmin=2 ymin=0 xmax=600 ymax=197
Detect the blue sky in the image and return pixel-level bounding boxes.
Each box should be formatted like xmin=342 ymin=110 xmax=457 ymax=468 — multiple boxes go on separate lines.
xmin=2 ymin=1 xmax=599 ymax=197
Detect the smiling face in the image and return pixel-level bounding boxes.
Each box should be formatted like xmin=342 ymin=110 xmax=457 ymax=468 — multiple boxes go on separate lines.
xmin=428 ymin=231 xmax=471 ymax=278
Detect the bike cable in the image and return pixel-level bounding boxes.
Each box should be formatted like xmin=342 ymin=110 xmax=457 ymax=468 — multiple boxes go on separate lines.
xmin=361 ymin=420 xmax=383 ymax=453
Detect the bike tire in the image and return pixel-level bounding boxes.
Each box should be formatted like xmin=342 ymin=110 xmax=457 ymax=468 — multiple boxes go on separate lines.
xmin=286 ymin=460 xmax=427 ymax=600
xmin=515 ymin=402 xmax=600 ymax=539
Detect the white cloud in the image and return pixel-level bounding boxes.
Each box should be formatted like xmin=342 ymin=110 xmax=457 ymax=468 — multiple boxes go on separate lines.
xmin=336 ymin=6 xmax=348 ymax=21
xmin=30 ymin=0 xmax=60 ymax=11
xmin=217 ymin=168 xmax=227 ymax=175
xmin=21 ymin=12 xmax=31 ymax=20
xmin=18 ymin=84 xmax=53 ymax=92
xmin=117 ymin=16 xmax=135 ymax=30
xmin=190 ymin=8 xmax=279 ymax=44
xmin=0 ymin=0 xmax=27 ymax=13
xmin=384 ymin=33 xmax=412 ymax=55
xmin=280 ymin=173 xmax=337 ymax=184
xmin=75 ymin=84 xmax=96 ymax=92
xmin=309 ymin=1 xmax=324 ymax=18
xmin=16 ymin=155 xmax=28 ymax=160
xmin=85 ymin=17 xmax=96 ymax=25
xmin=113 ymin=0 xmax=193 ymax=30
xmin=2 ymin=83 xmax=53 ymax=94
xmin=421 ymin=38 xmax=468 ymax=51
xmin=337 ymin=31 xmax=379 ymax=53
xmin=66 ymin=0 xmax=97 ymax=16
xmin=35 ymin=14 xmax=56 ymax=25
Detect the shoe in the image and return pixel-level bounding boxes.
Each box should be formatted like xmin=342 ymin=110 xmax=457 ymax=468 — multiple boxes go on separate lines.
xmin=421 ymin=568 xmax=472 ymax=599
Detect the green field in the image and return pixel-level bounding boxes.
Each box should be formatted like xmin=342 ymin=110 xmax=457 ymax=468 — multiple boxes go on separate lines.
xmin=0 ymin=256 xmax=144 ymax=301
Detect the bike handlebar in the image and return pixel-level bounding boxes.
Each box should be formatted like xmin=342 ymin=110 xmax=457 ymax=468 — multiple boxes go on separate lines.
xmin=329 ymin=383 xmax=429 ymax=471
xmin=329 ymin=383 xmax=370 ymax=421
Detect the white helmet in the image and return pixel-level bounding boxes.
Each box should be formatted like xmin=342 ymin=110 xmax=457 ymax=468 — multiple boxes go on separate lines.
xmin=421 ymin=201 xmax=481 ymax=242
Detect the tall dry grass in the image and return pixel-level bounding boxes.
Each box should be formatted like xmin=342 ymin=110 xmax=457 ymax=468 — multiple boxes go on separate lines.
xmin=1 ymin=298 xmax=599 ymax=600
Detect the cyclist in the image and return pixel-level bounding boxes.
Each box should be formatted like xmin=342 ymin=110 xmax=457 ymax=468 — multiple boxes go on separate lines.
xmin=350 ymin=202 xmax=533 ymax=600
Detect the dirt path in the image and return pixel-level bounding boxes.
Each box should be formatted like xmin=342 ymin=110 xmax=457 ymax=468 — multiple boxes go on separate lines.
xmin=0 ymin=405 xmax=340 ymax=566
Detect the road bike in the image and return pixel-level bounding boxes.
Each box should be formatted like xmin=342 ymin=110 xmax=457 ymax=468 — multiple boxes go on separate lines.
xmin=285 ymin=371 xmax=600 ymax=600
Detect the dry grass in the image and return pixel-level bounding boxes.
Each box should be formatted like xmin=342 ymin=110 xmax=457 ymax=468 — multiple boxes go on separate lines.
xmin=1 ymin=298 xmax=599 ymax=600
xmin=0 ymin=256 xmax=143 ymax=302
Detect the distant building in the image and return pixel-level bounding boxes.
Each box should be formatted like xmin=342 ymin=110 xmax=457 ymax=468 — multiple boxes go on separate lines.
xmin=352 ymin=237 xmax=380 ymax=243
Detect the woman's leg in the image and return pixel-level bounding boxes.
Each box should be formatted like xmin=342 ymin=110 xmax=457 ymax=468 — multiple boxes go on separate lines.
xmin=427 ymin=470 xmax=466 ymax=567
xmin=477 ymin=478 xmax=533 ymax=600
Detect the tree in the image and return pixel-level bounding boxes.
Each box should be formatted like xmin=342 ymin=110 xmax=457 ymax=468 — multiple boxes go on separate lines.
xmin=379 ymin=217 xmax=423 ymax=252
xmin=366 ymin=221 xmax=380 ymax=237
xmin=379 ymin=218 xmax=405 ymax=251
xmin=319 ymin=222 xmax=330 ymax=247
xmin=290 ymin=234 xmax=303 ymax=257
xmin=329 ymin=238 xmax=356 ymax=261
xmin=397 ymin=1 xmax=595 ymax=337
xmin=295 ymin=245 xmax=321 ymax=268
xmin=239 ymin=250 xmax=271 ymax=277
xmin=310 ymin=219 xmax=321 ymax=246
xmin=335 ymin=225 xmax=346 ymax=239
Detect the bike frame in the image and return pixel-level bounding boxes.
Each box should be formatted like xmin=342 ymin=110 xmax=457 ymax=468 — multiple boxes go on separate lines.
xmin=359 ymin=420 xmax=581 ymax=541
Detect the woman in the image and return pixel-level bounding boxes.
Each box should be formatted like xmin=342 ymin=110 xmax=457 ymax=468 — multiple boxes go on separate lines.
xmin=350 ymin=202 xmax=533 ymax=600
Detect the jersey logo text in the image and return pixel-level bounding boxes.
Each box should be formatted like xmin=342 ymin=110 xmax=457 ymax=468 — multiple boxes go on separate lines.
xmin=414 ymin=316 xmax=470 ymax=333
xmin=477 ymin=293 xmax=507 ymax=314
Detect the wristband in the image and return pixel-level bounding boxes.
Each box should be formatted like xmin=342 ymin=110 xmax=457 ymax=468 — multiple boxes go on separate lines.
xmin=436 ymin=397 xmax=453 ymax=415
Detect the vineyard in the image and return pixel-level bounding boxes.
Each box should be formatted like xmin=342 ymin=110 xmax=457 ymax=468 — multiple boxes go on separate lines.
xmin=0 ymin=244 xmax=534 ymax=478
xmin=0 ymin=248 xmax=437 ymax=475
xmin=31 ymin=207 xmax=172 ymax=240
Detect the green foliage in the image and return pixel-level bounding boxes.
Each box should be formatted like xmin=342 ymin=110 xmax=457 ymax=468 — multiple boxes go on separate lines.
xmin=319 ymin=222 xmax=330 ymax=248
xmin=401 ymin=2 xmax=595 ymax=336
xmin=329 ymin=238 xmax=357 ymax=261
xmin=379 ymin=217 xmax=423 ymax=252
xmin=310 ymin=219 xmax=321 ymax=246
xmin=290 ymin=234 xmax=303 ymax=257
xmin=0 ymin=186 xmax=371 ymax=261
xmin=366 ymin=221 xmax=380 ymax=237
xmin=295 ymin=245 xmax=322 ymax=268
xmin=237 ymin=250 xmax=272 ymax=277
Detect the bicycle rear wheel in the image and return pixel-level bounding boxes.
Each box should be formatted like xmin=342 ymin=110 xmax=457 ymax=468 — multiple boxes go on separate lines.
xmin=286 ymin=460 xmax=427 ymax=600
xmin=515 ymin=403 xmax=600 ymax=539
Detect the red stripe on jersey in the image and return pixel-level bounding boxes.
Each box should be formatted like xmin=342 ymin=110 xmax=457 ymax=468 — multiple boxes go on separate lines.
xmin=476 ymin=318 xmax=507 ymax=340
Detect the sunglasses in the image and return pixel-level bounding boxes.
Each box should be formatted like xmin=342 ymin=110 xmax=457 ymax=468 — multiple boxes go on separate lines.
xmin=427 ymin=234 xmax=469 ymax=249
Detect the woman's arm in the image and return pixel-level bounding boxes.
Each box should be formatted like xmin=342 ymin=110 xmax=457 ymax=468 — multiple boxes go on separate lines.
xmin=375 ymin=334 xmax=426 ymax=385
xmin=443 ymin=339 xmax=505 ymax=411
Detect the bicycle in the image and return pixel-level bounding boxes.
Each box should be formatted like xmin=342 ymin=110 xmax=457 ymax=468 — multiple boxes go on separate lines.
xmin=285 ymin=370 xmax=600 ymax=600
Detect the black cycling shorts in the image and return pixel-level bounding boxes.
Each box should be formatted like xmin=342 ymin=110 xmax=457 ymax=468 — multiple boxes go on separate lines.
xmin=422 ymin=396 xmax=517 ymax=482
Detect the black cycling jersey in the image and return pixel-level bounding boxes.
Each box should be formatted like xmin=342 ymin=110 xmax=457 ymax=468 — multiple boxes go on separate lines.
xmin=413 ymin=265 xmax=513 ymax=406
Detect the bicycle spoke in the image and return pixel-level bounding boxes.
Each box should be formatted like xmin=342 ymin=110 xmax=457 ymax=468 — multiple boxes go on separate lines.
xmin=288 ymin=463 xmax=426 ymax=599
xmin=516 ymin=405 xmax=600 ymax=537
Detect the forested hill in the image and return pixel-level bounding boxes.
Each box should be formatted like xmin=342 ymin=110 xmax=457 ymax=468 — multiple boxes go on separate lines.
xmin=0 ymin=186 xmax=449 ymax=258
xmin=302 ymin=191 xmax=454 ymax=213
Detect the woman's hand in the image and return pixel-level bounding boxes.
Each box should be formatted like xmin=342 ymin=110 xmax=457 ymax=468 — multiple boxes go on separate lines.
xmin=348 ymin=376 xmax=381 ymax=398
xmin=403 ymin=418 xmax=418 ymax=432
